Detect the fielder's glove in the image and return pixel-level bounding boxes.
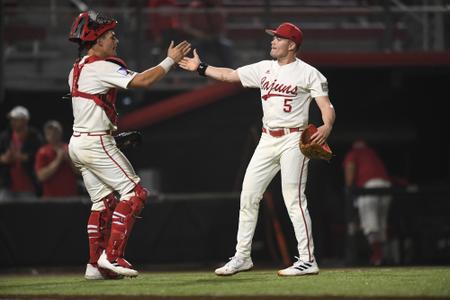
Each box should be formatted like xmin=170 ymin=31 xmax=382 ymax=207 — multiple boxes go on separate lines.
xmin=114 ymin=131 xmax=142 ymax=150
xmin=299 ymin=124 xmax=333 ymax=161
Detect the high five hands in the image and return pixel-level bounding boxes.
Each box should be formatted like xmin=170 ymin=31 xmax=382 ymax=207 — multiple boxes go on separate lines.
xmin=167 ymin=41 xmax=192 ymax=63
xmin=178 ymin=49 xmax=201 ymax=71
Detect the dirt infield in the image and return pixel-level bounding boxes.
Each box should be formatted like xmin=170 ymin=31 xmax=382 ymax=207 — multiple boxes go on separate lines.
xmin=1 ymin=296 xmax=449 ymax=300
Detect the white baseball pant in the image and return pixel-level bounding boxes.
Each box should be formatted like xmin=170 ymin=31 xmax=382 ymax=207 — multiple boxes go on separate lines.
xmin=235 ymin=131 xmax=315 ymax=262
xmin=68 ymin=134 xmax=140 ymax=211
xmin=356 ymin=178 xmax=391 ymax=242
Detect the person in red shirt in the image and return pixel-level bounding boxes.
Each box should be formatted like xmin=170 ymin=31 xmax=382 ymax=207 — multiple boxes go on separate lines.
xmin=343 ymin=139 xmax=392 ymax=266
xmin=35 ymin=120 xmax=78 ymax=198
xmin=0 ymin=106 xmax=43 ymax=201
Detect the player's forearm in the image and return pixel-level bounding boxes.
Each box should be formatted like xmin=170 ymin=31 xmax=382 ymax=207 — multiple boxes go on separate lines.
xmin=128 ymin=57 xmax=175 ymax=89
xmin=315 ymin=96 xmax=335 ymax=130
xmin=320 ymin=103 xmax=335 ymax=129
xmin=130 ymin=67 xmax=166 ymax=88
xmin=205 ymin=66 xmax=239 ymax=83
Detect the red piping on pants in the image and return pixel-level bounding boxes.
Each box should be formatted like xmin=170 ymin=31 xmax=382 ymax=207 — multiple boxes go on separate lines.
xmin=100 ymin=136 xmax=137 ymax=188
xmin=298 ymin=156 xmax=312 ymax=262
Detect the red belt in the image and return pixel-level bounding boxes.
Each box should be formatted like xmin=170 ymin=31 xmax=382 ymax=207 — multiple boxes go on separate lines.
xmin=72 ymin=130 xmax=113 ymax=137
xmin=262 ymin=127 xmax=300 ymax=137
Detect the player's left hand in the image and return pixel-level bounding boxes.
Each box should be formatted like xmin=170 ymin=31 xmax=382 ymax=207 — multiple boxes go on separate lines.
xmin=178 ymin=49 xmax=201 ymax=72
xmin=310 ymin=124 xmax=332 ymax=145
xmin=167 ymin=40 xmax=192 ymax=63
xmin=300 ymin=124 xmax=333 ymax=161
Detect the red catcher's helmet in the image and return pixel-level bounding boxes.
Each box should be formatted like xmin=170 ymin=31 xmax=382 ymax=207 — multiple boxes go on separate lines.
xmin=69 ymin=11 xmax=117 ymax=43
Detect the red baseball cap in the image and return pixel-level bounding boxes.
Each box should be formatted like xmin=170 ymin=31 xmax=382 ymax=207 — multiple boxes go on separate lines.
xmin=265 ymin=22 xmax=303 ymax=46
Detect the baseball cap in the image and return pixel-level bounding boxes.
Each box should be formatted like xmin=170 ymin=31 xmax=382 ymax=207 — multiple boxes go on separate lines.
xmin=8 ymin=106 xmax=30 ymax=119
xmin=265 ymin=22 xmax=303 ymax=46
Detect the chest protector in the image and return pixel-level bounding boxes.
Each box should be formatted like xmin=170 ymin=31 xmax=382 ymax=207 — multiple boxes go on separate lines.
xmin=71 ymin=56 xmax=127 ymax=126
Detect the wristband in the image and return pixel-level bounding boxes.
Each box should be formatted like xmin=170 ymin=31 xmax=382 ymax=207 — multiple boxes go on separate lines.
xmin=158 ymin=57 xmax=175 ymax=73
xmin=197 ymin=62 xmax=209 ymax=77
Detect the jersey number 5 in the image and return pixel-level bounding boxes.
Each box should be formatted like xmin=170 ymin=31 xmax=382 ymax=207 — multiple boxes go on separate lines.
xmin=283 ymin=99 xmax=293 ymax=113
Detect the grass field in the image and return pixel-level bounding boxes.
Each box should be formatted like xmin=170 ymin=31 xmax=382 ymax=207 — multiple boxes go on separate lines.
xmin=1 ymin=267 xmax=449 ymax=299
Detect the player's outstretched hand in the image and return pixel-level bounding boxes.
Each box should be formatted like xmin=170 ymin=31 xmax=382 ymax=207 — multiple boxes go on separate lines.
xmin=178 ymin=49 xmax=201 ymax=72
xmin=167 ymin=41 xmax=191 ymax=63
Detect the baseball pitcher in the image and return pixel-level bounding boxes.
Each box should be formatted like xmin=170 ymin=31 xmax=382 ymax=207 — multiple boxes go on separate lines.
xmin=179 ymin=22 xmax=335 ymax=276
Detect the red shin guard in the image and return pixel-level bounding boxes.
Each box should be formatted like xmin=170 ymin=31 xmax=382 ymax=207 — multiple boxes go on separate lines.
xmin=87 ymin=193 xmax=119 ymax=265
xmin=106 ymin=184 xmax=148 ymax=261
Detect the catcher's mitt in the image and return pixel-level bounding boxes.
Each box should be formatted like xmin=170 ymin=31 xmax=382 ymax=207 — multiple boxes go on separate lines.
xmin=114 ymin=131 xmax=142 ymax=150
xmin=300 ymin=124 xmax=332 ymax=161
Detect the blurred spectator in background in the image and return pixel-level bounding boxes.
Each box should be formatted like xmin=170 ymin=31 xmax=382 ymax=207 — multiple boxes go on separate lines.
xmin=182 ymin=0 xmax=233 ymax=67
xmin=147 ymin=0 xmax=183 ymax=61
xmin=35 ymin=120 xmax=78 ymax=198
xmin=343 ymin=139 xmax=391 ymax=266
xmin=0 ymin=106 xmax=43 ymax=201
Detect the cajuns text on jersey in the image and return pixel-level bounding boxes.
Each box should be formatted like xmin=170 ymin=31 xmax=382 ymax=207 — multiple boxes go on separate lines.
xmin=237 ymin=58 xmax=328 ymax=129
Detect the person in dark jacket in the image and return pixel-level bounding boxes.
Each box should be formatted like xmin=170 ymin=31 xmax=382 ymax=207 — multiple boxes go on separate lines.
xmin=0 ymin=106 xmax=43 ymax=201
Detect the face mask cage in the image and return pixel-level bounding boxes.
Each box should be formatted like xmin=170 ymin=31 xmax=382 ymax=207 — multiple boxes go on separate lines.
xmin=88 ymin=11 xmax=115 ymax=29
xmin=71 ymin=16 xmax=87 ymax=39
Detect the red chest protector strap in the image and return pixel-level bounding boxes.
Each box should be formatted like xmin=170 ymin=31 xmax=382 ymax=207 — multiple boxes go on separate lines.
xmin=71 ymin=56 xmax=128 ymax=126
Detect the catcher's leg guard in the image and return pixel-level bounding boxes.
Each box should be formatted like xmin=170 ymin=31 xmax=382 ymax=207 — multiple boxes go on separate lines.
xmin=87 ymin=193 xmax=119 ymax=265
xmin=106 ymin=184 xmax=148 ymax=261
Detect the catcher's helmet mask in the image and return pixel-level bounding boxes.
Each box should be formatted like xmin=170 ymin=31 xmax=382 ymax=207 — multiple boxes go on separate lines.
xmin=69 ymin=10 xmax=117 ymax=45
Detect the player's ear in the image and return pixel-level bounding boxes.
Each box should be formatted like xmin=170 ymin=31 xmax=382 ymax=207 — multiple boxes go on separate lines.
xmin=99 ymin=36 xmax=107 ymax=47
xmin=288 ymin=41 xmax=297 ymax=52
xmin=96 ymin=32 xmax=108 ymax=47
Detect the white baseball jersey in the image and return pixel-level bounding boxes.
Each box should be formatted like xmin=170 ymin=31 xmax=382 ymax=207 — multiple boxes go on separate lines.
xmin=232 ymin=58 xmax=330 ymax=263
xmin=237 ymin=58 xmax=328 ymax=129
xmin=68 ymin=56 xmax=137 ymax=132
xmin=68 ymin=55 xmax=140 ymax=206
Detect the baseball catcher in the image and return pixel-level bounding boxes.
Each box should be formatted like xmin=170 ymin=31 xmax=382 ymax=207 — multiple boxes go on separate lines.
xmin=299 ymin=124 xmax=333 ymax=161
xmin=66 ymin=10 xmax=190 ymax=280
